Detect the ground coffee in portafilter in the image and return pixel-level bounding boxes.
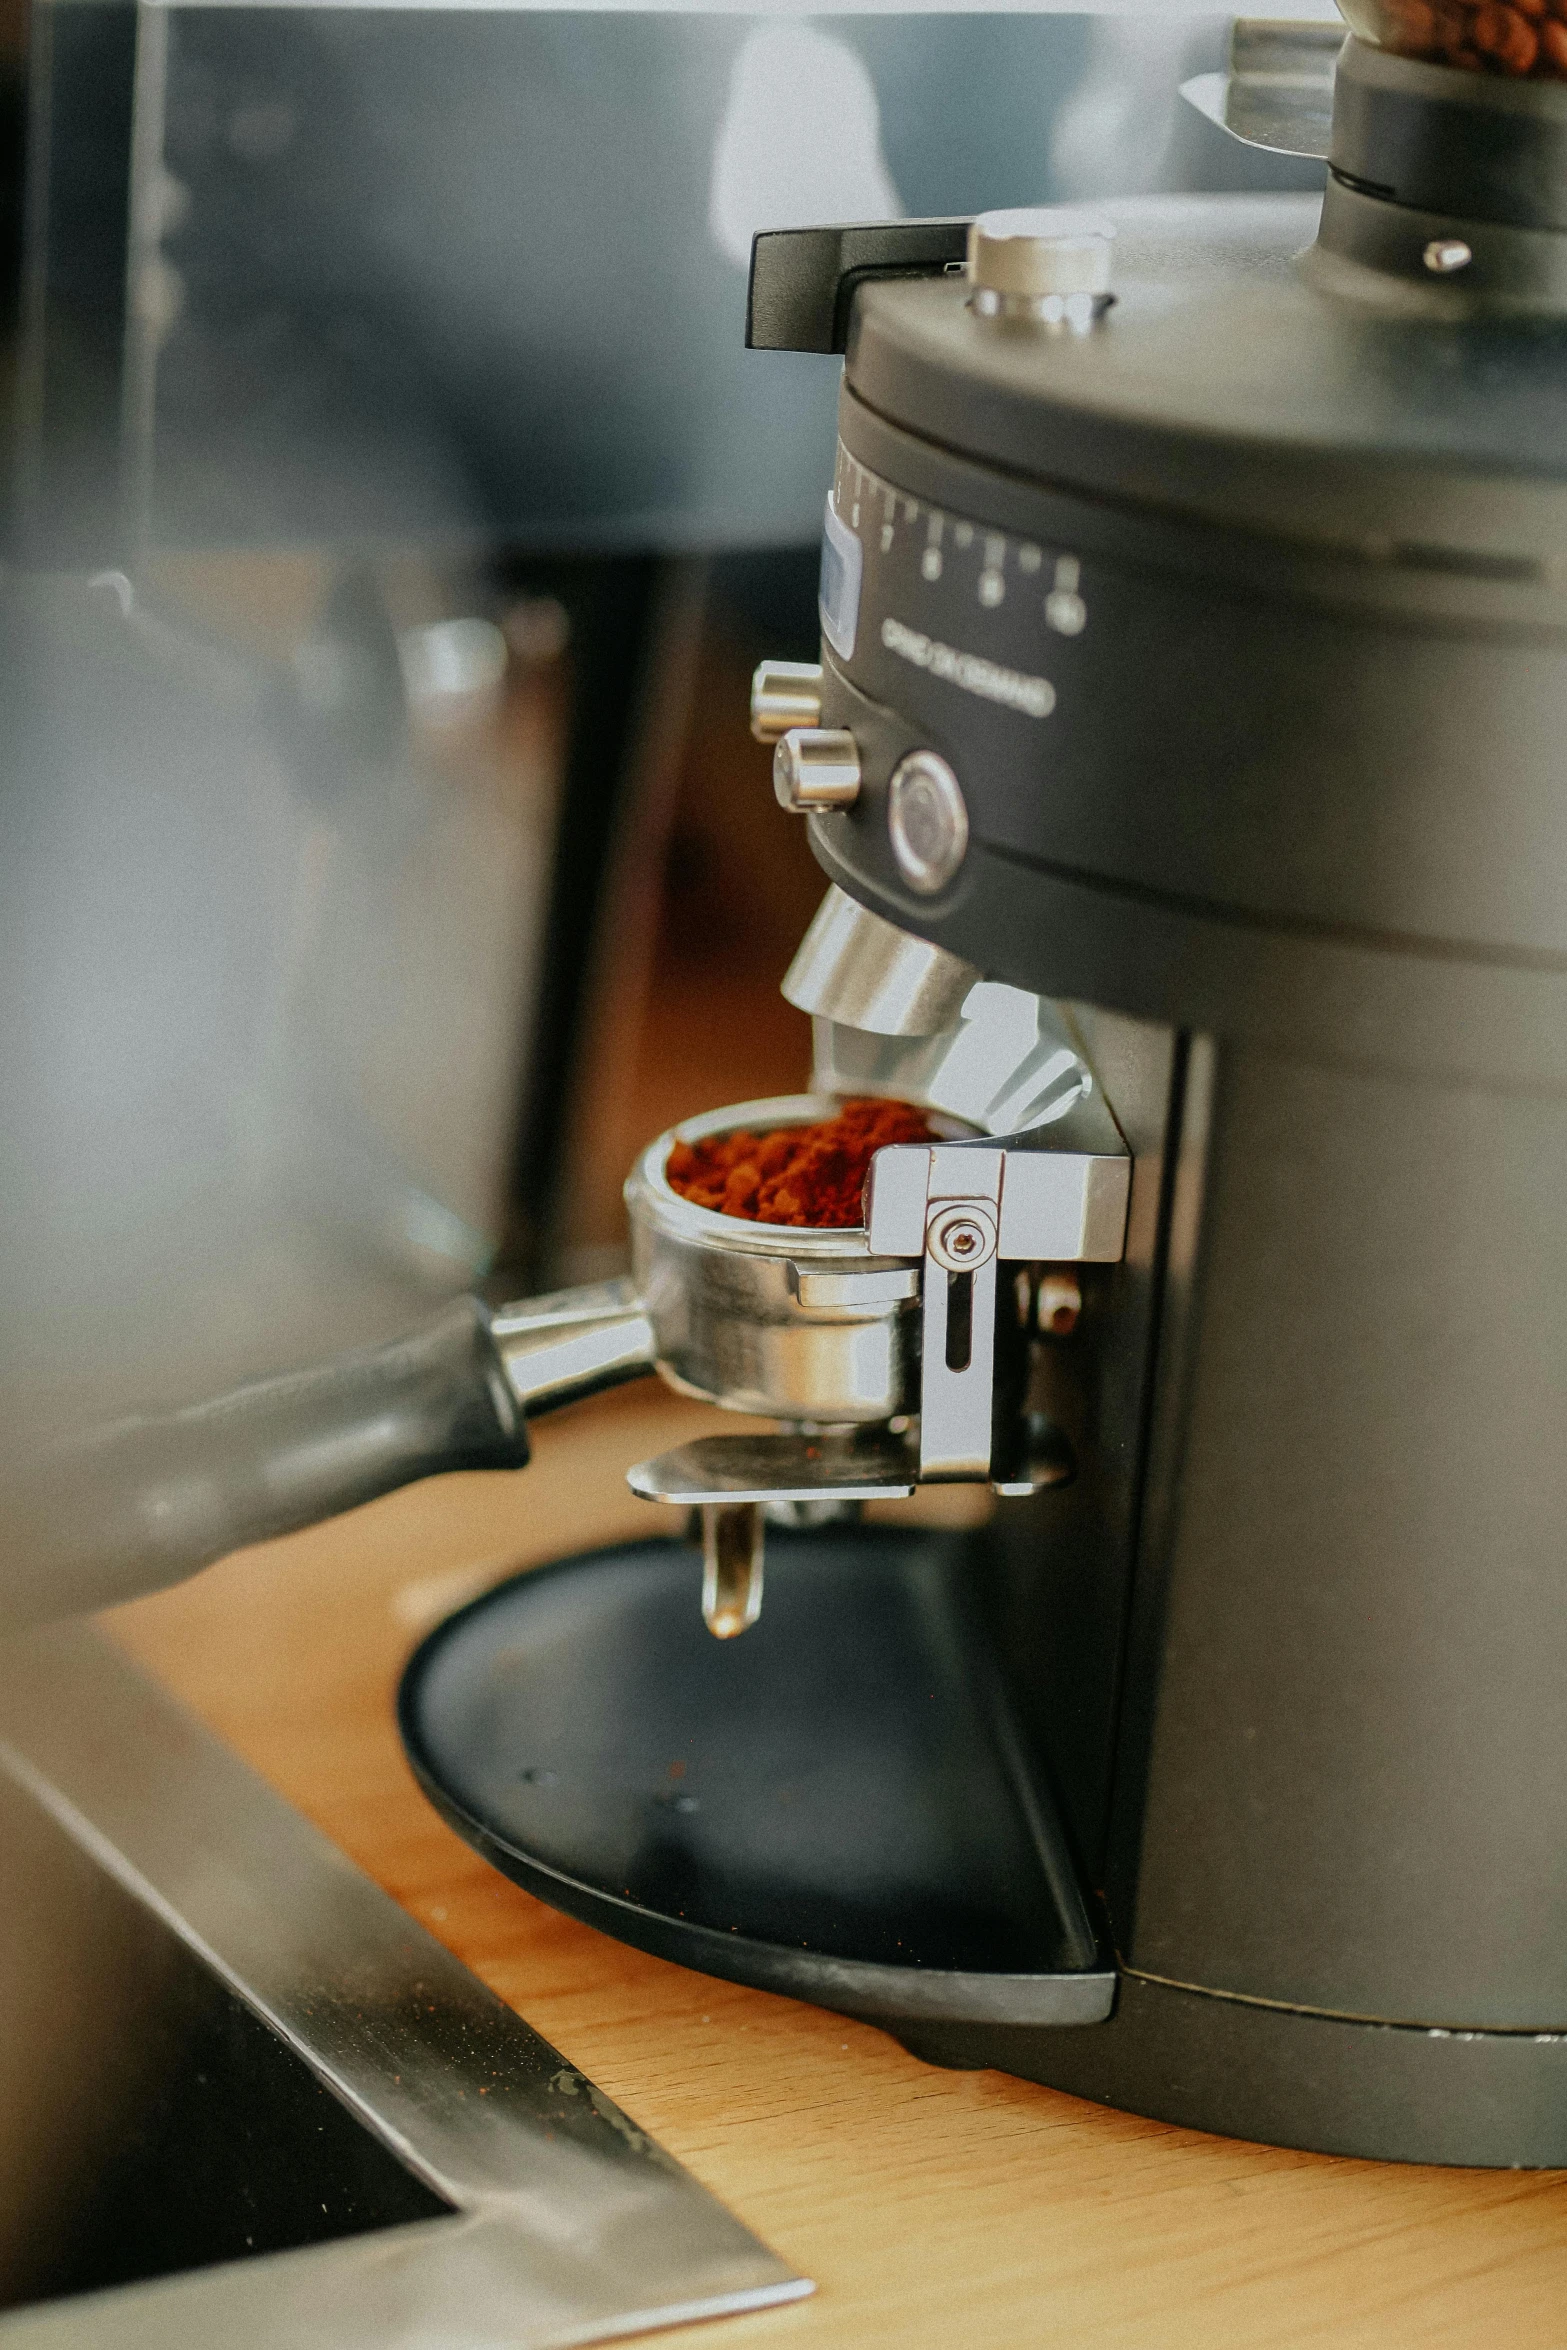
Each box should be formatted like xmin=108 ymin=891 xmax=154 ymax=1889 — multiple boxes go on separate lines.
xmin=665 ymin=1099 xmax=937 ymax=1228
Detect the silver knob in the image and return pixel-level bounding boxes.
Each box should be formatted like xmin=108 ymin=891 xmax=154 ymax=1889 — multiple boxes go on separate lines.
xmin=774 ymin=728 xmax=861 ymax=813
xmin=968 ymin=207 xmax=1115 ymax=326
xmin=751 ymin=659 xmax=824 ymax=744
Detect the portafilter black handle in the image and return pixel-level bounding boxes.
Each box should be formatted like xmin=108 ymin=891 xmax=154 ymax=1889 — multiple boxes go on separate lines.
xmin=3 ymin=1284 xmax=657 ymax=1629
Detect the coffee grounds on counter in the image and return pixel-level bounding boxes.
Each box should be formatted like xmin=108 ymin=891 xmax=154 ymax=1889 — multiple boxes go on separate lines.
xmin=666 ymin=1098 xmax=937 ymax=1228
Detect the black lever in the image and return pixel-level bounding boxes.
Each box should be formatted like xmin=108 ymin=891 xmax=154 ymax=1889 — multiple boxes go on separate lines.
xmin=746 ymin=219 xmax=973 ymax=356
xmin=2 ymin=1298 xmax=532 ymax=1627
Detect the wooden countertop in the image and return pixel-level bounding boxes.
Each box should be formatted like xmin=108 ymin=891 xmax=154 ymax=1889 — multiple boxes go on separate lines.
xmin=108 ymin=1384 xmax=1567 ymax=2350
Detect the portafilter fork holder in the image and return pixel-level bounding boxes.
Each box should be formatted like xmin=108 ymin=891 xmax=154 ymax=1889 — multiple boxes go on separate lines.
xmin=487 ymin=888 xmax=1130 ymax=1637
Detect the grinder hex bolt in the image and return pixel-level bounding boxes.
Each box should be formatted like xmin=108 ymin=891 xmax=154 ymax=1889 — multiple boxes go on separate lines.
xmin=926 ymin=1200 xmax=999 ymax=1274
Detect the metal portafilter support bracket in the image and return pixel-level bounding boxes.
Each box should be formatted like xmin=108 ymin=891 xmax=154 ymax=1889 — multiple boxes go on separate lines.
xmin=484 ymin=1099 xmax=1125 ymax=1637
xmin=620 ymin=1119 xmax=1124 ymax=1633
xmin=485 ymin=894 xmax=1129 ymax=1639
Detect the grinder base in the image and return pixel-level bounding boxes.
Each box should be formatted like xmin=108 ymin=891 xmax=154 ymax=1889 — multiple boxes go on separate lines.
xmin=900 ymin=1977 xmax=1567 ymax=2168
xmin=397 ymin=1525 xmax=1113 ymax=2028
xmin=399 ymin=1526 xmax=1567 ymax=2165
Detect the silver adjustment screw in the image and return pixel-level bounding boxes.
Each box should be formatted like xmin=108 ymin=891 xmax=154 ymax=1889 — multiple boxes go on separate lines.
xmin=751 ymin=658 xmax=824 ymax=743
xmin=969 ymin=207 xmax=1115 ymax=329
xmin=888 ymin=750 xmax=969 ymax=893
xmin=774 ymin=728 xmax=861 ymax=812
xmin=1423 ymin=238 xmax=1473 ymax=276
xmin=926 ymin=1200 xmax=999 ymax=1274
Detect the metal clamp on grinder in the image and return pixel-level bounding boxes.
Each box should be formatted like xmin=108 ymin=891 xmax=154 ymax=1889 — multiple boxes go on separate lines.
xmin=512 ymin=884 xmax=1128 ymax=1638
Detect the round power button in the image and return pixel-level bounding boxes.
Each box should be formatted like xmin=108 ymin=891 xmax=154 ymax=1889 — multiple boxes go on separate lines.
xmin=888 ymin=751 xmax=969 ymax=894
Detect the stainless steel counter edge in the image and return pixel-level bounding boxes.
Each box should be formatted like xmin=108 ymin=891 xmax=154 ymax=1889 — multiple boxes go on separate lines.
xmin=0 ymin=1623 xmax=812 ymax=2347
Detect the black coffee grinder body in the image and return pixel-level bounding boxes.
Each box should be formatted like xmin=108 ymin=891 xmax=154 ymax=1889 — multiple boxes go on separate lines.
xmin=394 ymin=39 xmax=1567 ymax=2168
xmin=742 ymin=51 xmax=1567 ymax=2162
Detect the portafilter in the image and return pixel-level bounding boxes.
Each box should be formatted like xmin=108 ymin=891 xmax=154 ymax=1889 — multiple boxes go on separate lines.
xmin=7 ymin=902 xmax=1126 ymax=1641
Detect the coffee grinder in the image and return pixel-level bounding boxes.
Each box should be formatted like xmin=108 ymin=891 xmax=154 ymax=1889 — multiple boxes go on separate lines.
xmin=22 ymin=13 xmax=1559 ymax=2169
xmin=401 ymin=17 xmax=1567 ymax=2166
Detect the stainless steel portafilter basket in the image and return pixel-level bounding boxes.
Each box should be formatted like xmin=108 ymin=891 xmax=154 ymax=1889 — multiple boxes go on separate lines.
xmin=493 ymin=1091 xmax=956 ymax=1638
xmin=627 ymin=1093 xmax=957 ymax=1425
xmin=492 ymin=1078 xmax=1128 ymax=1635
xmin=491 ymin=1093 xmax=950 ymax=1429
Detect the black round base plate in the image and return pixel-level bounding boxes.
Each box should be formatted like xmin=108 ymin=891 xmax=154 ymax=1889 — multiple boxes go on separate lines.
xmin=397 ymin=1526 xmax=1112 ymax=2027
xmin=398 ymin=1527 xmax=1567 ymax=2161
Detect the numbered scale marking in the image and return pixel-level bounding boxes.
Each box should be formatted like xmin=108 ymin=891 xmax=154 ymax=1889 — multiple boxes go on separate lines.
xmin=833 ymin=447 xmax=1088 ymax=639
